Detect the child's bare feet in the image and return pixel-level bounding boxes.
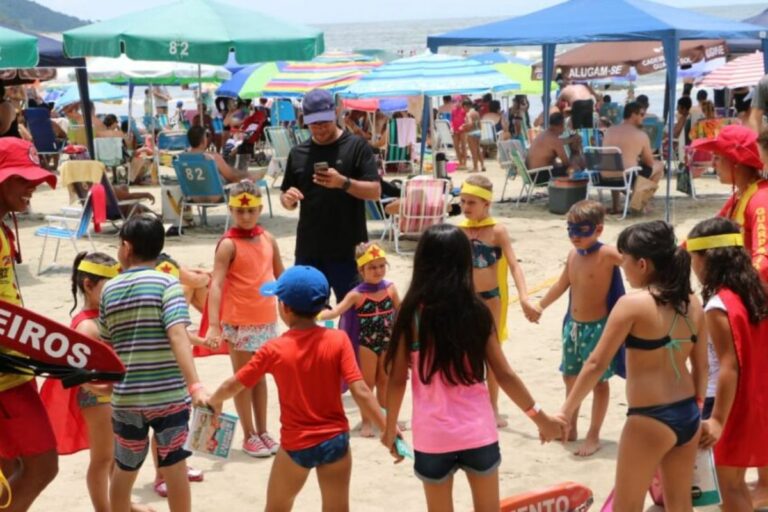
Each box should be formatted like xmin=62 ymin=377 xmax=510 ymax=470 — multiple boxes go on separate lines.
xmin=568 ymin=425 xmax=578 ymax=442
xmin=574 ymin=436 xmax=601 ymax=457
xmin=360 ymin=422 xmax=376 ymax=438
xmin=495 ymin=413 xmax=508 ymax=428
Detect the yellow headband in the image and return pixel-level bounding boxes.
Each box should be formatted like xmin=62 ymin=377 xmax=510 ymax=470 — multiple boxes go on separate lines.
xmin=156 ymin=260 xmax=180 ymax=278
xmin=685 ymin=233 xmax=744 ymax=252
xmin=228 ymin=192 xmax=262 ymax=208
xmin=356 ymin=244 xmax=387 ymax=268
xmin=460 ymin=183 xmax=493 ymax=202
xmin=77 ymin=260 xmax=119 ymax=279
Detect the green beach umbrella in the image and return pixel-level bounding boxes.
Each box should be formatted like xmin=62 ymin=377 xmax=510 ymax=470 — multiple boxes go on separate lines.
xmin=63 ymin=0 xmax=324 ymax=65
xmin=0 ymin=26 xmax=38 ymax=69
xmin=493 ymin=63 xmax=556 ymax=96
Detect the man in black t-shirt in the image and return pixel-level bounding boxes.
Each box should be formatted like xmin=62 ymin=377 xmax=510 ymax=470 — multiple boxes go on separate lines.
xmin=280 ymin=89 xmax=381 ymax=300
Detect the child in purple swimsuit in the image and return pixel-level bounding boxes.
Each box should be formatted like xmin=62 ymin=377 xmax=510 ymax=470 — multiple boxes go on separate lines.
xmin=318 ymin=242 xmax=401 ymax=438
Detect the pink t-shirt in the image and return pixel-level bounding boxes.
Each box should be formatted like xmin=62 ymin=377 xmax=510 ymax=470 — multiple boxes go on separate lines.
xmin=410 ymin=350 xmax=498 ymax=454
xmin=450 ymin=106 xmax=466 ymax=133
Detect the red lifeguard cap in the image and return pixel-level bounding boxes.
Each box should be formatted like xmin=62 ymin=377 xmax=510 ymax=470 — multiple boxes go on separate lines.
xmin=691 ymin=124 xmax=764 ymax=171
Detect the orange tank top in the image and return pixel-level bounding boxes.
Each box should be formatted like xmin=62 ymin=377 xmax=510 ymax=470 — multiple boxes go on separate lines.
xmin=221 ymin=232 xmax=277 ymax=326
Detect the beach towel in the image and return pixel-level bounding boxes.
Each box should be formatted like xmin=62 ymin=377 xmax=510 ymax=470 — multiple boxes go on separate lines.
xmin=396 ymin=118 xmax=417 ymax=148
xmin=90 ymin=183 xmax=106 ymax=233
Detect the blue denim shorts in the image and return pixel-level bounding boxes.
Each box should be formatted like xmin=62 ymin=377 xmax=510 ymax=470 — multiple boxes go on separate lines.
xmin=414 ymin=442 xmax=501 ymax=484
xmin=286 ymin=432 xmax=350 ymax=469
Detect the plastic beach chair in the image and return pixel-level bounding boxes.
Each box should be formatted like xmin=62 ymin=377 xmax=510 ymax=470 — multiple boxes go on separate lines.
xmin=173 ymin=153 xmax=229 ymax=235
xmin=384 ymin=118 xmax=414 ymax=174
xmin=264 ymin=126 xmax=294 ymax=184
xmin=35 ymin=193 xmax=96 ymax=275
xmin=388 ymin=176 xmax=450 ymax=254
xmin=24 ymin=108 xmax=64 ymax=168
xmin=508 ymin=145 xmax=552 ymax=207
xmin=584 ymin=146 xmax=641 ymax=220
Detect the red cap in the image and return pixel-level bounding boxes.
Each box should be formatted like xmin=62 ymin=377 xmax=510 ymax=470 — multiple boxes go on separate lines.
xmin=0 ymin=138 xmax=57 ymax=188
xmin=691 ymin=124 xmax=764 ymax=171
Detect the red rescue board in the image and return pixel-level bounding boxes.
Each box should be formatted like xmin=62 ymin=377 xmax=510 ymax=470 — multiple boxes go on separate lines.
xmin=0 ymin=300 xmax=124 ymax=377
xmin=498 ymin=481 xmax=593 ymax=512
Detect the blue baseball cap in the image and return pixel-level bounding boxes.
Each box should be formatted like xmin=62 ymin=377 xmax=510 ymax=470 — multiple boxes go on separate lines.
xmin=259 ymin=266 xmax=330 ymax=313
xmin=302 ymin=88 xmax=336 ymax=125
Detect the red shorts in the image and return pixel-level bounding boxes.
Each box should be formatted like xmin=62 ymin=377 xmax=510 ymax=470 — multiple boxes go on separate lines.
xmin=0 ymin=380 xmax=57 ymax=459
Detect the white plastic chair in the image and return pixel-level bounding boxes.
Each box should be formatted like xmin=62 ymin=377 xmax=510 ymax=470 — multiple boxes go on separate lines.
xmin=35 ymin=193 xmax=96 ymax=275
xmin=583 ymin=146 xmax=641 ymax=220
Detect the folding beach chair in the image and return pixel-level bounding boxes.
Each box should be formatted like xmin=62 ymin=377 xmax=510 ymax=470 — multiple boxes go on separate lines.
xmin=434 ymin=119 xmax=454 ymax=157
xmin=173 ymin=153 xmax=229 ymax=235
xmin=680 ymin=147 xmax=713 ymax=199
xmin=264 ymin=126 xmax=294 ymax=184
xmin=388 ymin=176 xmax=450 ymax=254
xmin=641 ymin=118 xmax=665 ymax=154
xmin=508 ymin=146 xmax=552 ymax=207
xmin=584 ymin=146 xmax=641 ymax=220
xmin=93 ymin=137 xmax=125 ymax=181
xmin=35 ymin=193 xmax=96 ymax=275
xmin=497 ymin=140 xmax=518 ymax=201
xmin=384 ymin=118 xmax=414 ymax=174
xmin=600 ymin=102 xmax=624 ymax=126
xmin=24 ymin=108 xmax=64 ymax=169
xmin=480 ymin=120 xmax=498 ymax=146
xmin=67 ymin=124 xmax=88 ymax=147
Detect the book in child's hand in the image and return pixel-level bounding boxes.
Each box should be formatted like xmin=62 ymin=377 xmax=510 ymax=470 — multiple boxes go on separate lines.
xmin=184 ymin=407 xmax=238 ymax=459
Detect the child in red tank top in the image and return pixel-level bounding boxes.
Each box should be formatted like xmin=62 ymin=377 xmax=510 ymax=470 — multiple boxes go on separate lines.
xmin=207 ymin=179 xmax=285 ymax=458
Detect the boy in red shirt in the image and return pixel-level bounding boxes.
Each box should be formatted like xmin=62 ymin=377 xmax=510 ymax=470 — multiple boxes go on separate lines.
xmin=207 ymin=265 xmax=386 ymax=511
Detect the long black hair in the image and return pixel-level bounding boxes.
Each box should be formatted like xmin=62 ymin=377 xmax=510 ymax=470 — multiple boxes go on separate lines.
xmin=71 ymin=251 xmax=118 ymax=315
xmin=617 ymin=220 xmax=692 ymax=314
xmin=385 ymin=224 xmax=494 ymax=386
xmin=689 ymin=217 xmax=768 ymax=324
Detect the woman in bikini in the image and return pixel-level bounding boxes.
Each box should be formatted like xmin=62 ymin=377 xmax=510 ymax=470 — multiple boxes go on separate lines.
xmin=461 ymin=99 xmax=485 ymax=172
xmin=459 ymin=175 xmax=536 ymax=427
xmin=557 ymin=220 xmax=707 ymax=511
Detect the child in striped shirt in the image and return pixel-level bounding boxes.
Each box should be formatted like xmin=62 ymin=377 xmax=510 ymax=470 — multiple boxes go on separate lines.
xmin=99 ymin=215 xmax=208 ymax=512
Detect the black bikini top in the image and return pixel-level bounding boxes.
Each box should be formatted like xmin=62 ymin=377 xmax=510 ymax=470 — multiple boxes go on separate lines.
xmin=625 ymin=313 xmax=697 ymax=379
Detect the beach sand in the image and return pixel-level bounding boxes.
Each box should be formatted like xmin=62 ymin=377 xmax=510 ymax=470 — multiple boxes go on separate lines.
xmin=23 ymin=160 xmax=737 ymax=511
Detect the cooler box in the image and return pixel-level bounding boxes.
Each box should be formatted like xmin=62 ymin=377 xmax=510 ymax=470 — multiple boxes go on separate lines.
xmin=548 ymin=178 xmax=588 ymax=215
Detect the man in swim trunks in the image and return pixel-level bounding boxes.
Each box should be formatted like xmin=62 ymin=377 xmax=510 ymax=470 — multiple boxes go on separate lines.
xmin=602 ymin=102 xmax=664 ymax=213
xmin=0 ymin=138 xmax=59 ymax=510
xmin=527 ymin=112 xmax=581 ymax=180
xmin=529 ymin=200 xmax=624 ymax=457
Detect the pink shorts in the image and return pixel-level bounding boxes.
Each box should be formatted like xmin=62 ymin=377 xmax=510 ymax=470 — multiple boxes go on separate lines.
xmin=0 ymin=380 xmax=57 ymax=459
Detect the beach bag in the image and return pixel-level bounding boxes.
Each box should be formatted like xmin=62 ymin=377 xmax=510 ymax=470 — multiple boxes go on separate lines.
xmin=630 ymin=175 xmax=658 ymax=212
xmin=676 ymin=168 xmax=692 ymax=196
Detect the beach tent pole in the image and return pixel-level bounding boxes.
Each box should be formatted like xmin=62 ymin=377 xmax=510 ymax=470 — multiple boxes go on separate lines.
xmin=75 ymin=68 xmax=95 ymax=157
xmin=662 ymin=35 xmax=679 ymax=223
xmin=542 ymin=44 xmax=556 ymax=129
xmin=198 ymin=64 xmax=204 ymax=126
xmin=762 ymin=37 xmax=768 ymax=72
xmin=419 ymin=95 xmax=430 ymax=174
xmin=127 ymin=81 xmax=134 ymax=144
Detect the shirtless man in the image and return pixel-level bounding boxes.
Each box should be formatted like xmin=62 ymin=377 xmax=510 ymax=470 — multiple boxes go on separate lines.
xmin=527 ymin=112 xmax=578 ymax=178
xmin=602 ymin=101 xmax=664 ymax=212
xmin=529 ymin=199 xmax=623 ymax=457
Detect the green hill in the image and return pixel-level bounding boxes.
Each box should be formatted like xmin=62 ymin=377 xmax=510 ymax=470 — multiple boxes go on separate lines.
xmin=0 ymin=0 xmax=88 ymax=32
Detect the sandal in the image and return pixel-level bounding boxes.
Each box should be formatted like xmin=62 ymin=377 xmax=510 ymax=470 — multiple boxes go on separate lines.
xmin=154 ymin=467 xmax=204 ymax=498
xmin=153 ymin=480 xmax=167 ymax=498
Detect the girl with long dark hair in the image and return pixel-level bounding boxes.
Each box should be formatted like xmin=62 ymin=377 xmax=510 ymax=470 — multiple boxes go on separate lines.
xmin=557 ymin=220 xmax=707 ymax=511
xmin=382 ymin=224 xmax=564 ymax=512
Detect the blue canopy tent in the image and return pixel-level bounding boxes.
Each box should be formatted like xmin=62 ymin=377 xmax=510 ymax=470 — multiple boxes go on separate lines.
xmin=727 ymin=8 xmax=768 ymax=70
xmin=427 ymin=0 xmax=765 ymax=220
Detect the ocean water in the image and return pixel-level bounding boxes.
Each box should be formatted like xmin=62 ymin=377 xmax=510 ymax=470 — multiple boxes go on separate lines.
xmin=94 ymin=3 xmax=767 ymax=120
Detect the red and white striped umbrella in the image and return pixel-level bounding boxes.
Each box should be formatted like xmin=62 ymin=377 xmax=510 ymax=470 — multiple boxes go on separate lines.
xmin=700 ymin=52 xmax=765 ymax=89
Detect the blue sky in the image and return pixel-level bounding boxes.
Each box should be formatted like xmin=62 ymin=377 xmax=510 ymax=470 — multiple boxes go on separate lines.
xmin=34 ymin=0 xmax=767 ymax=25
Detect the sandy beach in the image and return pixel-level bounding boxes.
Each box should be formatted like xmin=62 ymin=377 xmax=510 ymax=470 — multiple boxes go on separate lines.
xmin=23 ymin=160 xmax=738 ymax=511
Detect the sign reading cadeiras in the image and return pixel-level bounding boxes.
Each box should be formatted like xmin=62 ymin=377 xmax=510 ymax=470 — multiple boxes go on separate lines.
xmin=0 ymin=300 xmax=124 ymax=374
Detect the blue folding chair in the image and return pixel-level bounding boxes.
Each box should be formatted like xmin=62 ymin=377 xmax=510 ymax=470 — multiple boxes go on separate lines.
xmin=173 ymin=153 xmax=229 ymax=235
xmin=24 ymin=108 xmax=63 ymax=165
xmin=157 ymin=131 xmax=189 ymax=151
xmin=35 ymin=193 xmax=96 ymax=275
xmin=642 ymin=117 xmax=665 ymax=154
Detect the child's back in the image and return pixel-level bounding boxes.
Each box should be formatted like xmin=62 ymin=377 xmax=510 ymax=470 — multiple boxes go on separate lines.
xmin=236 ymin=326 xmax=361 ymax=450
xmin=100 ymin=267 xmax=190 ymax=409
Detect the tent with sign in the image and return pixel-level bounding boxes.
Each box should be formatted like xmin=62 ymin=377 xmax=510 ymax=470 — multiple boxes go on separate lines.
xmin=531 ymin=39 xmax=728 ymax=80
xmin=427 ymin=0 xmax=764 ymax=220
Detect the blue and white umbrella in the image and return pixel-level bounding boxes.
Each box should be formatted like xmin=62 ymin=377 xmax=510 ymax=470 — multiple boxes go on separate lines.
xmin=54 ymin=82 xmax=126 ymax=109
xmin=341 ymin=51 xmax=520 ymax=98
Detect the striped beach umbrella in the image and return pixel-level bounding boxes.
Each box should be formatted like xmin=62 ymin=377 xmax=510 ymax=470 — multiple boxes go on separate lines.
xmin=700 ymin=52 xmax=765 ymax=89
xmin=341 ymin=51 xmax=520 ymax=98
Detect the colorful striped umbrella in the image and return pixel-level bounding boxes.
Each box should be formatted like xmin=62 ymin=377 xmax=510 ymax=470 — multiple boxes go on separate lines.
xmin=699 ymin=52 xmax=765 ymax=89
xmin=341 ymin=51 xmax=520 ymax=98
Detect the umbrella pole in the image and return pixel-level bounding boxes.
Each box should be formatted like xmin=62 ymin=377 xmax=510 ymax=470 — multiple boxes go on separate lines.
xmin=198 ymin=64 xmax=204 ymax=127
xmin=150 ymin=85 xmax=160 ymax=175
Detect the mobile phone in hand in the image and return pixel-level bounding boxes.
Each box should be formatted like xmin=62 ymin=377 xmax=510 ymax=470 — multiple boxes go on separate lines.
xmin=314 ymin=161 xmax=329 ymax=174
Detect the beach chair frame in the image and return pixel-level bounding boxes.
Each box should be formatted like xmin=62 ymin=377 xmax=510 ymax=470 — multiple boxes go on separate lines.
xmin=508 ymin=146 xmax=552 ymax=207
xmin=35 ymin=193 xmax=96 ymax=275
xmin=584 ymin=146 xmax=641 ymax=220
xmin=387 ymin=177 xmax=450 ymax=254
xmin=265 ymin=126 xmax=294 ymax=184
xmin=173 ymin=153 xmax=229 ymax=235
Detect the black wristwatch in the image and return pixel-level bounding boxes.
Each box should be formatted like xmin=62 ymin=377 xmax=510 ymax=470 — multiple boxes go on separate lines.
xmin=342 ymin=176 xmax=351 ymax=191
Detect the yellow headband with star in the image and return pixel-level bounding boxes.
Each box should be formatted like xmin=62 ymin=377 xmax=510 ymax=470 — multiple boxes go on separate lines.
xmin=78 ymin=260 xmax=120 ymax=279
xmin=155 ymin=260 xmax=180 ymax=278
xmin=228 ymin=192 xmax=262 ymax=208
xmin=685 ymin=233 xmax=744 ymax=252
xmin=460 ymin=183 xmax=492 ymax=202
xmin=356 ymin=244 xmax=387 ymax=268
